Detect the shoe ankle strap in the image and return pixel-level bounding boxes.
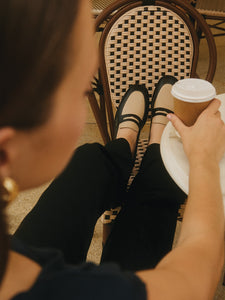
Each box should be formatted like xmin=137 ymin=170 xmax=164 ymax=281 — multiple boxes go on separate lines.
xmin=119 ymin=113 xmax=142 ymax=126
xmin=152 ymin=107 xmax=173 ymax=115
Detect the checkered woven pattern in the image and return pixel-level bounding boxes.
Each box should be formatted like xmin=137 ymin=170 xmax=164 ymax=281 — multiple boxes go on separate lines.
xmin=128 ymin=138 xmax=149 ymax=185
xmin=104 ymin=5 xmax=194 ymax=117
xmin=101 ymin=206 xmax=121 ymax=224
xmin=101 ymin=5 xmax=194 ymax=224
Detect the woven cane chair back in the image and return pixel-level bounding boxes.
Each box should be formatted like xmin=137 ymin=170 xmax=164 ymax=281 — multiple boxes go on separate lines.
xmin=95 ymin=0 xmax=216 ymax=141
xmin=101 ymin=5 xmax=196 ymax=114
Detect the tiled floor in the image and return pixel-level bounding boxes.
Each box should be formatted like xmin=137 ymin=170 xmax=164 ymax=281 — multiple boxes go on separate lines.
xmin=7 ymin=20 xmax=225 ymax=300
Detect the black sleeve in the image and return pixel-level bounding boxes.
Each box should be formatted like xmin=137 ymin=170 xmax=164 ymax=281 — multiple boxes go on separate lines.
xmin=11 ymin=237 xmax=147 ymax=300
xmin=29 ymin=262 xmax=147 ymax=300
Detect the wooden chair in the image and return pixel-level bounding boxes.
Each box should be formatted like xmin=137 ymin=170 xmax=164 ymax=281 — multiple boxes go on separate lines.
xmin=88 ymin=0 xmax=217 ymax=224
xmin=196 ymin=0 xmax=225 ymax=37
xmin=92 ymin=0 xmax=116 ymax=17
xmin=189 ymin=0 xmax=225 ymax=37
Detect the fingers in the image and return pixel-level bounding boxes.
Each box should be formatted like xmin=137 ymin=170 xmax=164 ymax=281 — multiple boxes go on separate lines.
xmin=167 ymin=98 xmax=222 ymax=137
xmin=215 ymin=111 xmax=221 ymax=118
xmin=204 ymin=98 xmax=221 ymax=115
xmin=167 ymin=113 xmax=187 ymax=136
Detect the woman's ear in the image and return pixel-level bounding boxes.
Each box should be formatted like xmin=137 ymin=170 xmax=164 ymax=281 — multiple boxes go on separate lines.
xmin=0 ymin=128 xmax=16 ymax=179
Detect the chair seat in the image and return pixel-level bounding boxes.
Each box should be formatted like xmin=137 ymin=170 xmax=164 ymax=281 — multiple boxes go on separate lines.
xmin=92 ymin=0 xmax=115 ymax=16
xmin=196 ymin=0 xmax=225 ymax=18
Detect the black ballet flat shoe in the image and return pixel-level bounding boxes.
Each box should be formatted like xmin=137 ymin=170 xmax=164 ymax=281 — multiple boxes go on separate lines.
xmin=151 ymin=75 xmax=177 ymax=126
xmin=114 ymin=84 xmax=150 ymax=159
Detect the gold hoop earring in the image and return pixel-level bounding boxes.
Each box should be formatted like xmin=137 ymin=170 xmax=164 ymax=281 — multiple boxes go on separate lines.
xmin=2 ymin=177 xmax=19 ymax=203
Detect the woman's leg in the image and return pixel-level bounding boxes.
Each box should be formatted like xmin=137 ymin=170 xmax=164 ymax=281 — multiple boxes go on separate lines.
xmin=14 ymin=83 xmax=148 ymax=265
xmin=101 ymin=124 xmax=186 ymax=271
xmin=14 ymin=139 xmax=133 ymax=265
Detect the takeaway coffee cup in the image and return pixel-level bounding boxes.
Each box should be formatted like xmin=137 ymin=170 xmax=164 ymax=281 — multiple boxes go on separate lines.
xmin=171 ymin=78 xmax=216 ymax=126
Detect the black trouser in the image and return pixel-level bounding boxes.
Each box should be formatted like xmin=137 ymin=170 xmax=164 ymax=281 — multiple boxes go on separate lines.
xmin=14 ymin=139 xmax=186 ymax=271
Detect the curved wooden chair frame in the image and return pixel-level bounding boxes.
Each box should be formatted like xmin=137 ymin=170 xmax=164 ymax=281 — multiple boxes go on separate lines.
xmin=88 ymin=0 xmax=217 ymax=224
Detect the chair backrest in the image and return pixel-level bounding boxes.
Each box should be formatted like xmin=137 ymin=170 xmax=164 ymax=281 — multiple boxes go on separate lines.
xmin=94 ymin=0 xmax=217 ymax=140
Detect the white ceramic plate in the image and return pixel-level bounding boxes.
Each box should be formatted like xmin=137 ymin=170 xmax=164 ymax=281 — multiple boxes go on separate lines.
xmin=160 ymin=94 xmax=225 ymax=207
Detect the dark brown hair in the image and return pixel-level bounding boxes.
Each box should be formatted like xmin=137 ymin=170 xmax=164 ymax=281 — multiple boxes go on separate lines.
xmin=0 ymin=0 xmax=80 ymax=284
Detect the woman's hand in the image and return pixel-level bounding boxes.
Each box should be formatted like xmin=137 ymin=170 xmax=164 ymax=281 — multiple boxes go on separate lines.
xmin=168 ymin=99 xmax=225 ymax=164
xmin=138 ymin=99 xmax=225 ymax=300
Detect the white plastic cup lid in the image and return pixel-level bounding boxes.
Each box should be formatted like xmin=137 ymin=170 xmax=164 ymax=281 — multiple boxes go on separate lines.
xmin=171 ymin=78 xmax=216 ymax=103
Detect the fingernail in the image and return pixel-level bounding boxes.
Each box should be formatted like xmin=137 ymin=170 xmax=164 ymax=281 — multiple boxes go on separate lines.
xmin=167 ymin=114 xmax=172 ymax=120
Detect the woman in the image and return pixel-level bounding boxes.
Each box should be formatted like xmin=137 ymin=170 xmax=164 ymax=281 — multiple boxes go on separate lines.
xmin=0 ymin=0 xmax=224 ymax=299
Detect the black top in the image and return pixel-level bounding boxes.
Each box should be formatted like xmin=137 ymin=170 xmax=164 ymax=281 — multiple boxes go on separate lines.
xmin=10 ymin=237 xmax=147 ymax=300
